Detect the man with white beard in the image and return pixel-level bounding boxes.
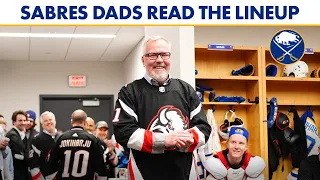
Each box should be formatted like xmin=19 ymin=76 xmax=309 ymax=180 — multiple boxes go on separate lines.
xmin=112 ymin=36 xmax=211 ymax=180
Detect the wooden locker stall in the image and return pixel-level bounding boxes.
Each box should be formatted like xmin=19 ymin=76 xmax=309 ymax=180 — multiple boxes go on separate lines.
xmin=194 ymin=44 xmax=320 ymax=180
xmin=262 ymin=47 xmax=320 ymax=180
xmin=194 ymin=45 xmax=267 ymax=178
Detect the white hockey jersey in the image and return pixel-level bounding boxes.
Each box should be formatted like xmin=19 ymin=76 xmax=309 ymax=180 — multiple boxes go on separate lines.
xmin=204 ymin=109 xmax=221 ymax=155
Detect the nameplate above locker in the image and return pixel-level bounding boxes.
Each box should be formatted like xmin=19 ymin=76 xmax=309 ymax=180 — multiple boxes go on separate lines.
xmin=305 ymin=47 xmax=314 ymax=54
xmin=208 ymin=44 xmax=233 ymax=51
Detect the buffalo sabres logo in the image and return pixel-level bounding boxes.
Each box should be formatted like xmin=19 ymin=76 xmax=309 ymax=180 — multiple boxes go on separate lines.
xmin=270 ymin=29 xmax=305 ymax=65
xmin=235 ymin=128 xmax=243 ymax=133
xmin=148 ymin=105 xmax=189 ymax=134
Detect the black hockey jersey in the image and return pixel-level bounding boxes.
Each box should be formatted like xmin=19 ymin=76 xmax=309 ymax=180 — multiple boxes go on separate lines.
xmin=29 ymin=130 xmax=61 ymax=180
xmin=298 ymin=155 xmax=320 ymax=180
xmin=112 ymin=77 xmax=211 ymax=180
xmin=45 ymin=126 xmax=107 ymax=180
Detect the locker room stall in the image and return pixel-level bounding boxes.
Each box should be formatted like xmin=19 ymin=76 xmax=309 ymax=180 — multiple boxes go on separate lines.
xmin=195 ymin=44 xmax=320 ymax=179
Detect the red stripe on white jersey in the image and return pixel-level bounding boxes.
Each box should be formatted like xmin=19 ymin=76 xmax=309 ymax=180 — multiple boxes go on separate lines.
xmin=32 ymin=172 xmax=41 ymax=180
xmin=188 ymin=129 xmax=199 ymax=152
xmin=141 ymin=130 xmax=153 ymax=153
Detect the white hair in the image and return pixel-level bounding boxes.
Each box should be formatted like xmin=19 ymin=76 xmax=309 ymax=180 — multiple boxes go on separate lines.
xmin=40 ymin=111 xmax=56 ymax=124
xmin=142 ymin=36 xmax=172 ymax=55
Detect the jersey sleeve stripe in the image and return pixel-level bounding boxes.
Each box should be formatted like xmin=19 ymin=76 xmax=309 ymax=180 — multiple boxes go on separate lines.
xmin=188 ymin=128 xmax=199 ymax=152
xmin=119 ymin=99 xmax=138 ymax=122
xmin=32 ymin=144 xmax=41 ymax=156
xmin=31 ymin=168 xmax=43 ymax=180
xmin=190 ymin=103 xmax=202 ymax=120
xmin=141 ymin=130 xmax=153 ymax=153
xmin=127 ymin=129 xmax=145 ymax=150
xmin=128 ymin=129 xmax=166 ymax=154
xmin=151 ymin=132 xmax=165 ymax=153
xmin=14 ymin=154 xmax=24 ymax=160
xmin=190 ymin=127 xmax=206 ymax=152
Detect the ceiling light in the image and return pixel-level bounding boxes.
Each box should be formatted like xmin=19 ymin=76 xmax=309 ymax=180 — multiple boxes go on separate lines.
xmin=0 ymin=33 xmax=116 ymax=38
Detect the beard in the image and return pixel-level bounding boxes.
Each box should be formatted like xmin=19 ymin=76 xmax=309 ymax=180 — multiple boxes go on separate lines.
xmin=149 ymin=69 xmax=168 ymax=84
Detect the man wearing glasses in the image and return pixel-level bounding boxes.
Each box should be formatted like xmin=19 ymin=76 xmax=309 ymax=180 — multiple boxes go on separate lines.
xmin=113 ymin=36 xmax=211 ymax=180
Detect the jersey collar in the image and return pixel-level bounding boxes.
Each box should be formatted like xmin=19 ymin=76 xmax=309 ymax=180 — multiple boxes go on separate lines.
xmin=71 ymin=126 xmax=84 ymax=130
xmin=224 ymin=149 xmax=246 ymax=169
xmin=43 ymin=129 xmax=58 ymax=138
xmin=144 ymin=73 xmax=171 ymax=86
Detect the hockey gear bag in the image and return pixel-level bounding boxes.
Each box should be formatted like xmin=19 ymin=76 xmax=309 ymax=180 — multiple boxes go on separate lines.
xmin=214 ymin=96 xmax=245 ymax=103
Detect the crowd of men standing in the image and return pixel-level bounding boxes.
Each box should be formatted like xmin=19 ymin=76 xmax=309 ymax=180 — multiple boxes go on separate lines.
xmin=0 ymin=110 xmax=128 ymax=180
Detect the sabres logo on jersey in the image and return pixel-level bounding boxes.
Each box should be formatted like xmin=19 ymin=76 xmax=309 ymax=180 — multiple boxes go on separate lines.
xmin=147 ymin=105 xmax=189 ymax=134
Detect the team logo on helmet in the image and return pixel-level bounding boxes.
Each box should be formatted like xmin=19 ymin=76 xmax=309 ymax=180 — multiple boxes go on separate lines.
xmin=148 ymin=105 xmax=189 ymax=134
xmin=235 ymin=128 xmax=243 ymax=133
xmin=270 ymin=29 xmax=305 ymax=65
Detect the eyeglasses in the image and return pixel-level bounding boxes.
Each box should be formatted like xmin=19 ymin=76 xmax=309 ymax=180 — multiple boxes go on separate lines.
xmin=144 ymin=52 xmax=171 ymax=60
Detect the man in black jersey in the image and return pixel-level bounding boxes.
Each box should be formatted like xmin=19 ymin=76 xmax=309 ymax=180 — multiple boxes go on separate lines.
xmin=45 ymin=109 xmax=107 ymax=180
xmin=29 ymin=111 xmax=61 ymax=180
xmin=112 ymin=36 xmax=211 ymax=180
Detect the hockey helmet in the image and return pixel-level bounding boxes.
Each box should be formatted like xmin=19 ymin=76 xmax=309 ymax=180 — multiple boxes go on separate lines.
xmin=266 ymin=63 xmax=278 ymax=77
xmin=196 ymin=85 xmax=215 ymax=102
xmin=219 ymin=110 xmax=244 ymax=140
xmin=283 ymin=61 xmax=308 ymax=78
xmin=311 ymin=67 xmax=320 ymax=78
xmin=275 ymin=112 xmax=289 ymax=130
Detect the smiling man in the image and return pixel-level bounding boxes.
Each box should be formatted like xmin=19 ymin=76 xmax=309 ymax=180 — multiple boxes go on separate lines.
xmin=29 ymin=111 xmax=61 ymax=180
xmin=198 ymin=127 xmax=266 ymax=180
xmin=6 ymin=110 xmax=30 ymax=180
xmin=112 ymin=36 xmax=211 ymax=180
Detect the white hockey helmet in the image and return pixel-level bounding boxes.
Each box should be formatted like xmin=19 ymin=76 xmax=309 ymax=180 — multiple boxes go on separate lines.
xmin=283 ymin=61 xmax=308 ymax=78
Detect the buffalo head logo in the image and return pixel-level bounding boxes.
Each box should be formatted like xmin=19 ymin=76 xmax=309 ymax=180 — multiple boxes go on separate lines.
xmin=148 ymin=105 xmax=189 ymax=134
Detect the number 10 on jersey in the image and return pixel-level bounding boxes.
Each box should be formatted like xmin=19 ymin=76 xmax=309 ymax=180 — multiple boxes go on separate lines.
xmin=62 ymin=150 xmax=89 ymax=177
